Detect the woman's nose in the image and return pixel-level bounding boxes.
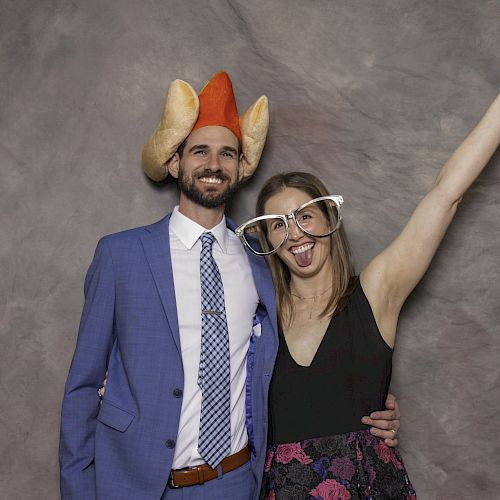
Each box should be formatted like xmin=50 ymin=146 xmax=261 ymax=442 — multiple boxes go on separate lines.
xmin=288 ymin=219 xmax=304 ymax=240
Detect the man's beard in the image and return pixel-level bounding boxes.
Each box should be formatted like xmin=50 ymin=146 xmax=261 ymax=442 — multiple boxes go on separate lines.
xmin=178 ymin=169 xmax=239 ymax=208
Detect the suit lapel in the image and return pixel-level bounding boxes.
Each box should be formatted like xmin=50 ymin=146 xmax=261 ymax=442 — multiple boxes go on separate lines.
xmin=140 ymin=214 xmax=182 ymax=356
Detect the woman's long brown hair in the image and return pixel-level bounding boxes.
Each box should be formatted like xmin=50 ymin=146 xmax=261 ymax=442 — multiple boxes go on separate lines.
xmin=256 ymin=172 xmax=356 ymax=330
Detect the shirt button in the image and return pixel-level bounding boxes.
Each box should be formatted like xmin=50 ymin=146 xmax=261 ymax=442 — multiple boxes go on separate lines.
xmin=165 ymin=439 xmax=176 ymax=449
xmin=173 ymin=388 xmax=183 ymax=398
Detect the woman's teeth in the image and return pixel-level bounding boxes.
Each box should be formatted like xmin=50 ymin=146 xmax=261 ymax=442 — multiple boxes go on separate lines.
xmin=290 ymin=243 xmax=314 ymax=254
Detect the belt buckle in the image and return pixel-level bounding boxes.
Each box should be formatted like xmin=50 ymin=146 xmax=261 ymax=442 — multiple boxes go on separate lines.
xmin=168 ymin=465 xmax=205 ymax=489
xmin=168 ymin=473 xmax=181 ymax=489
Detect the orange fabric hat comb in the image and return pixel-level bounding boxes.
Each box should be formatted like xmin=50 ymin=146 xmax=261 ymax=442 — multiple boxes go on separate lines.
xmin=192 ymin=72 xmax=242 ymax=143
xmin=142 ymin=72 xmax=268 ymax=182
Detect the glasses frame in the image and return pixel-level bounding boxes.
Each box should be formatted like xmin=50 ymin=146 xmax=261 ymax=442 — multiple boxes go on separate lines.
xmin=235 ymin=195 xmax=344 ymax=256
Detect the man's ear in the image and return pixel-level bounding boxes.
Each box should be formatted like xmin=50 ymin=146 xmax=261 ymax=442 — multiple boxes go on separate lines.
xmin=167 ymin=153 xmax=180 ymax=178
xmin=238 ymin=153 xmax=248 ymax=184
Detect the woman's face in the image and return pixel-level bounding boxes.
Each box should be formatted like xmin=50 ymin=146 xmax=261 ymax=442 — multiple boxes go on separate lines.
xmin=263 ymin=187 xmax=333 ymax=280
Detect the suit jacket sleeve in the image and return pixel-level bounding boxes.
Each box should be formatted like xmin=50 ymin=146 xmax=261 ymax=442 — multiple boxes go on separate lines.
xmin=59 ymin=238 xmax=116 ymax=499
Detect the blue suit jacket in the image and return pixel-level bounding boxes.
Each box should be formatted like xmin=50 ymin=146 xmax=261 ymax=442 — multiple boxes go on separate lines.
xmin=60 ymin=214 xmax=278 ymax=500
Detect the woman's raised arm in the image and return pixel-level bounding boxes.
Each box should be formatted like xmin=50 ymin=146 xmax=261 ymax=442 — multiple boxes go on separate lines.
xmin=361 ymin=94 xmax=500 ymax=347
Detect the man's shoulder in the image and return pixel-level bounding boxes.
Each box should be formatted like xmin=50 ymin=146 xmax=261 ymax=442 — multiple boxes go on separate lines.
xmin=101 ymin=225 xmax=147 ymax=244
xmin=98 ymin=215 xmax=169 ymax=249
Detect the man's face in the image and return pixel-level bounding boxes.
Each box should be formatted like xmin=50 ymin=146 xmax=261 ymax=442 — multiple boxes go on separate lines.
xmin=175 ymin=126 xmax=241 ymax=209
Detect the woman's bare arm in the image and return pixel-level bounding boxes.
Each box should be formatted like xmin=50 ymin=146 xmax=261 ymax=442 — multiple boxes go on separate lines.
xmin=361 ymin=94 xmax=500 ymax=347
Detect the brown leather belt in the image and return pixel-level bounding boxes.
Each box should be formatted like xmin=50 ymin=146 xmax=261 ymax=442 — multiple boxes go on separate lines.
xmin=168 ymin=445 xmax=251 ymax=488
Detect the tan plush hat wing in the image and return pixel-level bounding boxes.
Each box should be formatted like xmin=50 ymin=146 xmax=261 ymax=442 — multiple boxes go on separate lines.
xmin=239 ymin=95 xmax=269 ymax=182
xmin=142 ymin=80 xmax=199 ymax=182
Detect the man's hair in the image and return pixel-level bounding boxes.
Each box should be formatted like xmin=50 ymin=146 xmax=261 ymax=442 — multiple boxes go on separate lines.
xmin=256 ymin=171 xmax=356 ymax=330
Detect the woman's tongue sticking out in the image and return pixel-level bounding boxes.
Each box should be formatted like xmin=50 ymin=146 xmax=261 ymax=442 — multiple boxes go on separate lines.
xmin=292 ymin=243 xmax=314 ymax=267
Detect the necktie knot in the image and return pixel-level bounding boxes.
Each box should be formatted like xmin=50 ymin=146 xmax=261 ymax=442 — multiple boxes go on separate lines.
xmin=201 ymin=232 xmax=216 ymax=251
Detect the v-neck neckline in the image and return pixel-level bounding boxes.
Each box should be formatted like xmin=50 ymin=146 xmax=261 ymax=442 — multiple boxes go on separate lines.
xmin=280 ymin=314 xmax=336 ymax=368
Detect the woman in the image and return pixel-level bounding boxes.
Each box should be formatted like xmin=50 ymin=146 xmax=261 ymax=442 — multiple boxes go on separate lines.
xmin=236 ymin=95 xmax=500 ymax=499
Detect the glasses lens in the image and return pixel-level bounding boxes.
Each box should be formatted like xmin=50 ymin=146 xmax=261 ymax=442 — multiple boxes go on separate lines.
xmin=296 ymin=198 xmax=340 ymax=237
xmin=241 ymin=217 xmax=287 ymax=255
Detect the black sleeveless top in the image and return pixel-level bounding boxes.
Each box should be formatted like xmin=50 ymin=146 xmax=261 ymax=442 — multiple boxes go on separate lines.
xmin=268 ymin=279 xmax=393 ymax=444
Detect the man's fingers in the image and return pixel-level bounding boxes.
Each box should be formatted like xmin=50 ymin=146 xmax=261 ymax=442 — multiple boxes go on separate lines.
xmin=369 ymin=426 xmax=398 ymax=442
xmin=384 ymin=437 xmax=398 ymax=448
xmin=369 ymin=409 xmax=400 ymax=421
xmin=386 ymin=393 xmax=396 ymax=403
xmin=362 ymin=396 xmax=401 ymax=447
xmin=385 ymin=393 xmax=397 ymax=410
xmin=361 ymin=417 xmax=400 ymax=432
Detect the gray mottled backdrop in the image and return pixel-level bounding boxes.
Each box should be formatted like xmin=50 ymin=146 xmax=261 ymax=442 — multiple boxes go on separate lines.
xmin=1 ymin=0 xmax=499 ymax=498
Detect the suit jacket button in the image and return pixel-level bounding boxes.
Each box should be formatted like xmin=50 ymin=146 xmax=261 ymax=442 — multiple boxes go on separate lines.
xmin=165 ymin=439 xmax=176 ymax=449
xmin=173 ymin=388 xmax=183 ymax=398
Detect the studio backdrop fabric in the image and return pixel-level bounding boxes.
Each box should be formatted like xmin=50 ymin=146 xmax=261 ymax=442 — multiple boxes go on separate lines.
xmin=1 ymin=1 xmax=499 ymax=498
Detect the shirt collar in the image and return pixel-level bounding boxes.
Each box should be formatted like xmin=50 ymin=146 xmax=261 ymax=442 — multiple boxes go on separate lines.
xmin=170 ymin=206 xmax=229 ymax=252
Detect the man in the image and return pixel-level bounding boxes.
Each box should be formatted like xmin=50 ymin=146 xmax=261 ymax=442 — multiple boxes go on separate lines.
xmin=60 ymin=72 xmax=400 ymax=499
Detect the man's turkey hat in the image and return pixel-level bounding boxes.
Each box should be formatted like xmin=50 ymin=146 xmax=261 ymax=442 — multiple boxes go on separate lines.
xmin=142 ymin=72 xmax=269 ymax=182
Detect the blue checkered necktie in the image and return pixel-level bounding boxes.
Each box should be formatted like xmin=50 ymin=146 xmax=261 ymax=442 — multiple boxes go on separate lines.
xmin=198 ymin=232 xmax=231 ymax=468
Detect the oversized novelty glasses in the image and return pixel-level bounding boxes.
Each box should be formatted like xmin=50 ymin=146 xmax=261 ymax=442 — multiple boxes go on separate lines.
xmin=235 ymin=195 xmax=343 ymax=256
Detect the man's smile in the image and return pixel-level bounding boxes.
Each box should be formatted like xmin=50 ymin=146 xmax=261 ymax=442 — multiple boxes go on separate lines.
xmin=198 ymin=176 xmax=224 ymax=185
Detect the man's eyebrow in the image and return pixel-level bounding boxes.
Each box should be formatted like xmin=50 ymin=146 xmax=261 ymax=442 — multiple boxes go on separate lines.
xmin=187 ymin=144 xmax=238 ymax=154
xmin=188 ymin=144 xmax=209 ymax=153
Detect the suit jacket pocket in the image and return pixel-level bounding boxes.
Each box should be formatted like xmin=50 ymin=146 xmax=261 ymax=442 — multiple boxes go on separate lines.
xmin=97 ymin=399 xmax=135 ymax=432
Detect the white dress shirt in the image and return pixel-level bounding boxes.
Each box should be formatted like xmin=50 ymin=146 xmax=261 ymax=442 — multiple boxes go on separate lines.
xmin=169 ymin=206 xmax=259 ymax=468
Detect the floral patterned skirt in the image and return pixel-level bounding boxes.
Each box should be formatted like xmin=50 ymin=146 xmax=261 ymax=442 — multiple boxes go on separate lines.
xmin=260 ymin=430 xmax=416 ymax=499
